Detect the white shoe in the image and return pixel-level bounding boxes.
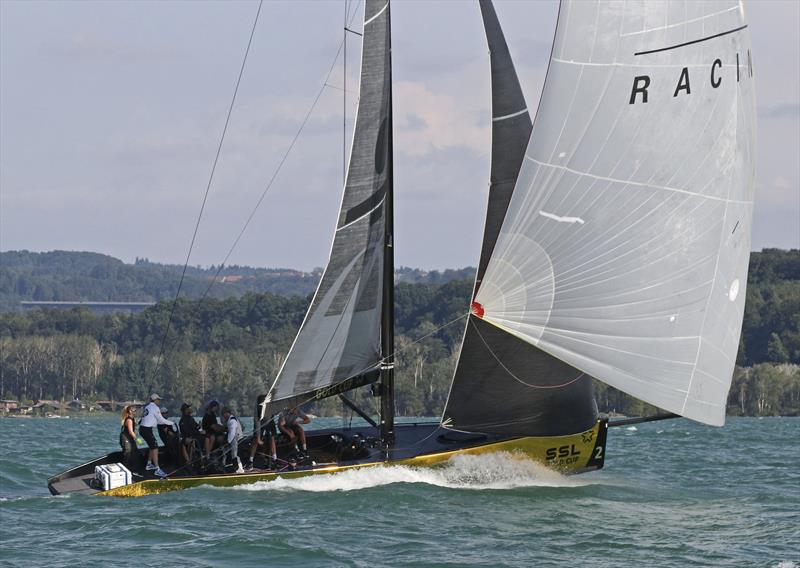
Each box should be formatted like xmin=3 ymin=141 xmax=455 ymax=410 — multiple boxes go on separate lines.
xmin=154 ymin=467 xmax=168 ymax=478
xmin=235 ymin=465 xmax=245 ymax=474
xmin=145 ymin=463 xmax=157 ymax=470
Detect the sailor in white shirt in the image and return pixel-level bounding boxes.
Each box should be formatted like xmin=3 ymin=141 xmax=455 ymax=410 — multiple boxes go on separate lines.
xmin=222 ymin=407 xmax=244 ymax=474
xmin=139 ymin=393 xmax=175 ymax=478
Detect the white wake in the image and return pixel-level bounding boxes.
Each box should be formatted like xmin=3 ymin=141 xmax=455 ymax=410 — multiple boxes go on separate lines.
xmin=230 ymin=452 xmax=598 ymax=493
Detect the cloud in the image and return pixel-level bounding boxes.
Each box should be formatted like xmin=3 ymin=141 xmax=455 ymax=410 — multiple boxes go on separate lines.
xmin=758 ymin=103 xmax=800 ymax=120
xmin=394 ymin=80 xmax=489 ymax=157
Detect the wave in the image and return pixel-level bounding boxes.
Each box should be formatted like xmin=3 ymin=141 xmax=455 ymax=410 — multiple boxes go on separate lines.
xmin=227 ymin=452 xmax=601 ymax=493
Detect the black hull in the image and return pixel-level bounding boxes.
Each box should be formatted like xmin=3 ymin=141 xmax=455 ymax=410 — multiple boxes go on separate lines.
xmin=48 ymin=420 xmax=607 ymax=497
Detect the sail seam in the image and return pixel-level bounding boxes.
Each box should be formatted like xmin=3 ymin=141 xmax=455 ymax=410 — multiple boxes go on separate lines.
xmin=364 ymin=2 xmax=388 ymax=26
xmin=681 ymin=150 xmax=736 ymax=414
xmin=525 ymin=6 xmax=649 ymax=261
xmin=551 ymin=58 xmax=740 ymax=69
xmin=550 ymin=196 xmax=718 ymax=287
xmin=492 ymin=108 xmax=528 ymax=122
xmin=524 ymin=157 xmax=753 ymax=205
xmin=634 ymin=25 xmax=748 ymax=56
xmin=483 ymin=315 xmax=695 ymax=374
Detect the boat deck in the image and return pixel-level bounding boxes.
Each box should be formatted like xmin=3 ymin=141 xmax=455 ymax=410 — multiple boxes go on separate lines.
xmin=50 ymin=473 xmax=98 ymax=496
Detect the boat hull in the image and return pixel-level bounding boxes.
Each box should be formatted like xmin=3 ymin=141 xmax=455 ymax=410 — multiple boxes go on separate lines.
xmin=48 ymin=419 xmax=607 ymax=497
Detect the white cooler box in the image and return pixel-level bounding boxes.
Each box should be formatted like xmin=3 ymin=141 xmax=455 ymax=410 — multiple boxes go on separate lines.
xmin=95 ymin=463 xmax=132 ymax=491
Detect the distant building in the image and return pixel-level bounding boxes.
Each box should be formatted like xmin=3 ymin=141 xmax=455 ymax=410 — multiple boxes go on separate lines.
xmin=21 ymin=301 xmax=155 ymax=314
xmin=96 ymin=400 xmax=143 ymax=412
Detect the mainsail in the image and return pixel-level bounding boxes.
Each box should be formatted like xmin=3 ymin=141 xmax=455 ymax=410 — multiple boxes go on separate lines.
xmin=265 ymin=0 xmax=392 ymax=413
xmin=471 ymin=0 xmax=756 ymax=426
xmin=443 ymin=0 xmax=598 ymax=437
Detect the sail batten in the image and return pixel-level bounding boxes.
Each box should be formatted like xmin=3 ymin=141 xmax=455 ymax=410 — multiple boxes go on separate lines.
xmin=474 ymin=0 xmax=756 ymax=426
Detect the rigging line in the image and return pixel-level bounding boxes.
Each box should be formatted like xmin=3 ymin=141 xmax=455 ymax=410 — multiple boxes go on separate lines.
xmin=470 ymin=318 xmax=586 ymax=390
xmin=153 ymin=1 xmax=366 ymax=391
xmin=193 ymin=1 xmax=364 ymax=304
xmin=196 ymin=77 xmax=330 ymax=301
xmin=150 ymin=0 xmax=263 ymax=384
xmin=391 ymin=313 xmax=468 ymax=356
xmin=324 ymin=83 xmax=357 ymax=93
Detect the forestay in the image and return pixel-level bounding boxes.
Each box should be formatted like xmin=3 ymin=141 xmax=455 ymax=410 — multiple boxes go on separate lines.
xmin=473 ymin=0 xmax=756 ymax=426
xmin=265 ymin=0 xmax=392 ymax=412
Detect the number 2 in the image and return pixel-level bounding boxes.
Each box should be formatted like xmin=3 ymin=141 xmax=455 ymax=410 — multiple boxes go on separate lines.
xmin=594 ymin=446 xmax=604 ymax=459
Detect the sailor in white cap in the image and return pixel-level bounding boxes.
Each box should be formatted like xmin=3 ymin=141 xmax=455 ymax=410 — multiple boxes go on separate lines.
xmin=139 ymin=393 xmax=175 ymax=477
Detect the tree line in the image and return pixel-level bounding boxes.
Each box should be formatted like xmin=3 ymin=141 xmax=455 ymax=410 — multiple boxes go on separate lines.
xmin=0 ymin=249 xmax=797 ymax=417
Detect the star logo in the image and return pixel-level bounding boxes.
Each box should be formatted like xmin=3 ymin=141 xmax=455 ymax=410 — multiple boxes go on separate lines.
xmin=581 ymin=431 xmax=595 ymax=443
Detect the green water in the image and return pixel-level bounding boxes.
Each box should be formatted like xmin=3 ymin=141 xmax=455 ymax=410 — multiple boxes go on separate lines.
xmin=0 ymin=416 xmax=797 ymax=567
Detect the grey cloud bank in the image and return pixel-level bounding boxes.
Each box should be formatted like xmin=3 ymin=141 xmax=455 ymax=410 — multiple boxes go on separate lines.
xmin=1 ymin=0 xmax=798 ymax=271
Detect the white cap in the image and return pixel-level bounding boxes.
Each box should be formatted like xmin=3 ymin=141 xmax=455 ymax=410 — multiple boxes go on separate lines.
xmin=150 ymin=393 xmax=161 ymax=401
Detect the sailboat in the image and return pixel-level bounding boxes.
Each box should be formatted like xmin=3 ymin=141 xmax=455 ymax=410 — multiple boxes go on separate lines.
xmin=49 ymin=0 xmax=755 ymax=497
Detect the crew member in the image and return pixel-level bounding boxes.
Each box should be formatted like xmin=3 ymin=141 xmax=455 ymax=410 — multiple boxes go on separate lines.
xmin=222 ymin=407 xmax=244 ymax=474
xmin=279 ymin=405 xmax=311 ymax=455
xmin=179 ymin=402 xmax=203 ymax=465
xmin=139 ymin=393 xmax=174 ymax=478
xmin=246 ymin=395 xmax=277 ymax=471
xmin=119 ymin=405 xmax=142 ymax=472
xmin=157 ymin=407 xmax=182 ymax=464
xmin=202 ymin=400 xmax=226 ymax=463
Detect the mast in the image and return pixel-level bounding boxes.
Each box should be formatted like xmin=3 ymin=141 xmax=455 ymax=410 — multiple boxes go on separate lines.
xmin=379 ymin=0 xmax=395 ymax=447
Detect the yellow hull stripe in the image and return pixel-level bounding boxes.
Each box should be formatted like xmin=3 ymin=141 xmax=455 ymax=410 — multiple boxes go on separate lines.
xmin=101 ymin=421 xmax=603 ymax=497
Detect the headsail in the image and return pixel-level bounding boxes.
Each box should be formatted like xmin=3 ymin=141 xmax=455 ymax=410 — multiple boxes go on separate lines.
xmin=473 ymin=1 xmax=756 ymax=426
xmin=265 ymin=0 xmax=392 ymax=413
xmin=442 ymin=0 xmax=598 ymax=437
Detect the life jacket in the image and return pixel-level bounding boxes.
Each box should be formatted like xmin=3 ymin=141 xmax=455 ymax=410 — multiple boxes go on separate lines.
xmin=228 ymin=415 xmax=243 ymax=441
xmin=120 ymin=417 xmax=135 ymax=438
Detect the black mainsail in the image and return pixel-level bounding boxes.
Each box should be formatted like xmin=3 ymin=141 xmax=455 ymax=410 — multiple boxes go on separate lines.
xmin=442 ymin=0 xmax=597 ymax=437
xmin=264 ymin=0 xmax=393 ymax=419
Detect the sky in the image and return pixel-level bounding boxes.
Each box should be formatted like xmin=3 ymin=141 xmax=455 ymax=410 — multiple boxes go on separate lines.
xmin=1 ymin=0 xmax=798 ymax=271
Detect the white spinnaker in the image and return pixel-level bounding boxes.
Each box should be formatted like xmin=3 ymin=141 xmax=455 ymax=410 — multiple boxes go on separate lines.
xmin=474 ymin=0 xmax=756 ymax=426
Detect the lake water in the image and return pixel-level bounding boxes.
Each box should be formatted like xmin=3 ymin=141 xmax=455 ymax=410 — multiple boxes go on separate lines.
xmin=0 ymin=416 xmax=797 ymax=567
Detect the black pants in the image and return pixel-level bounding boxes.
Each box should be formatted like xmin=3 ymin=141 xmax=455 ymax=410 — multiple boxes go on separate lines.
xmin=139 ymin=426 xmax=158 ymax=450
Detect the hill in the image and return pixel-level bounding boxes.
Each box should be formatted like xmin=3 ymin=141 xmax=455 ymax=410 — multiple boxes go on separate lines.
xmin=0 ymin=250 xmax=474 ymax=312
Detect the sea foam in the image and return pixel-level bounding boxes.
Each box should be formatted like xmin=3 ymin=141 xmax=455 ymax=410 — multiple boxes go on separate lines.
xmin=228 ymin=452 xmax=598 ymax=493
